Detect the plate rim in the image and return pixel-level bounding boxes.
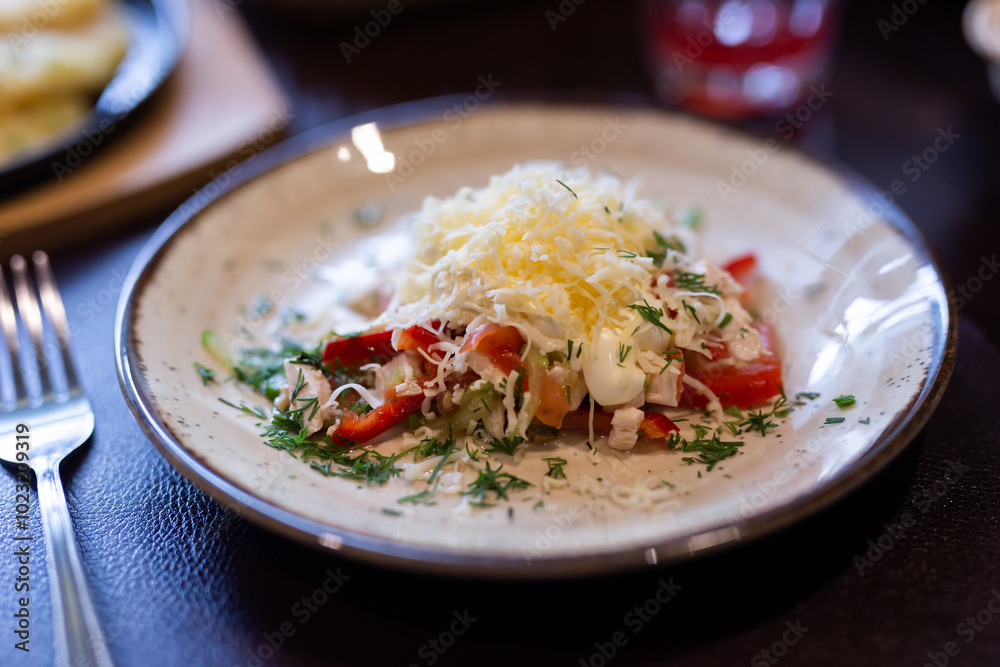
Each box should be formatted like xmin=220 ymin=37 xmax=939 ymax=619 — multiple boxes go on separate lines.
xmin=0 ymin=0 xmax=189 ymax=196
xmin=114 ymin=96 xmax=958 ymax=579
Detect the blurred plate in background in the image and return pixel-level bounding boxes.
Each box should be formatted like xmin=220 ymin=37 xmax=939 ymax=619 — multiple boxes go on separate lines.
xmin=0 ymin=0 xmax=187 ymax=196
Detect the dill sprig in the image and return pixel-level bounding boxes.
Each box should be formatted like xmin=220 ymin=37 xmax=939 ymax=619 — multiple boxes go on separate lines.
xmin=544 ymin=457 xmax=568 ymax=480
xmin=398 ymin=489 xmax=436 ymax=505
xmin=741 ymin=410 xmax=776 ymax=437
xmin=674 ymin=272 xmax=722 ymax=295
xmin=315 ymin=449 xmax=402 ymax=485
xmin=219 ymin=398 xmax=267 ymax=420
xmin=646 ymin=231 xmax=687 ymax=266
xmin=194 ymin=362 xmax=216 ymax=385
xmin=618 ymin=342 xmax=632 ymax=365
xmin=426 ymin=437 xmax=457 ymax=484
xmin=463 ymin=463 xmax=532 ymax=506
xmin=666 ymin=432 xmax=743 ymax=471
xmin=484 ymin=434 xmax=525 ymax=456
xmin=682 ymin=299 xmax=700 ymax=324
xmin=415 ymin=435 xmax=456 ymax=461
xmin=628 ymin=300 xmax=674 ymax=334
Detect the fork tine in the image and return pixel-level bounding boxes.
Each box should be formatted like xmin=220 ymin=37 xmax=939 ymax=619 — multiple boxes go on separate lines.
xmin=34 ymin=252 xmax=80 ymax=394
xmin=11 ymin=254 xmax=53 ymax=402
xmin=0 ymin=265 xmax=27 ymax=407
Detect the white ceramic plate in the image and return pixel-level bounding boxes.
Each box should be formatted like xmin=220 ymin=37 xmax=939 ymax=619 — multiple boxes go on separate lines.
xmin=115 ymin=100 xmax=955 ymax=578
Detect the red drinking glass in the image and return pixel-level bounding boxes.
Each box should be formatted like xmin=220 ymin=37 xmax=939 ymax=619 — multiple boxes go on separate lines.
xmin=643 ymin=0 xmax=841 ymax=118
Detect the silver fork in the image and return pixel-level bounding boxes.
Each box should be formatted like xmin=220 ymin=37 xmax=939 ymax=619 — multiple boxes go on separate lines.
xmin=0 ymin=252 xmax=114 ymax=667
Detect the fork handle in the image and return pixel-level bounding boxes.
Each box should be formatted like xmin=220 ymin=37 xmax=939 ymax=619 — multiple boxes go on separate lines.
xmin=37 ymin=462 xmax=116 ymax=667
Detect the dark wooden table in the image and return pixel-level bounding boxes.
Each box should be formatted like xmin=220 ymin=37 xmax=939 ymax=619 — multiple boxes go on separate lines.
xmin=2 ymin=0 xmax=999 ymax=665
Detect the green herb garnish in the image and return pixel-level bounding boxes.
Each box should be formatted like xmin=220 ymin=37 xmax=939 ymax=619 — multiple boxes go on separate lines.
xmin=484 ymin=434 xmax=525 ymax=456
xmin=833 ymin=395 xmax=856 ymax=408
xmin=194 ymin=362 xmax=216 ymax=385
xmin=666 ymin=432 xmax=743 ymax=471
xmin=618 ymin=342 xmax=632 ymax=365
xmin=398 ymin=489 xmax=436 ymax=505
xmin=628 ymin=300 xmax=674 ymax=334
xmin=463 ymin=463 xmax=532 ymax=506
xmin=544 ymin=457 xmax=568 ymax=480
xmin=681 ymin=299 xmax=700 ymax=324
xmin=555 ymin=180 xmax=577 ymax=198
xmin=674 ymin=272 xmax=722 ymax=295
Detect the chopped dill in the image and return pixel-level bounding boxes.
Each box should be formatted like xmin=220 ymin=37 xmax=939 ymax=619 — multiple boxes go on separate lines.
xmin=618 ymin=342 xmax=632 ymax=364
xmin=484 ymin=434 xmax=525 ymax=456
xmin=682 ymin=299 xmax=700 ymax=324
xmin=833 ymin=394 xmax=856 ymax=408
xmin=544 ymin=457 xmax=568 ymax=480
xmin=194 ymin=362 xmax=216 ymax=385
xmin=718 ymin=313 xmax=733 ymax=328
xmin=426 ymin=438 xmax=457 ymax=484
xmin=628 ymin=300 xmax=674 ymax=334
xmin=741 ymin=410 xmax=776 ymax=437
xmin=415 ymin=436 xmax=455 ymax=461
xmin=398 ymin=489 xmax=436 ymax=505
xmin=674 ymin=271 xmax=722 ymax=295
xmin=555 ymin=180 xmax=577 ymax=198
xmin=218 ymin=398 xmax=267 ymax=420
xmin=313 ymin=449 xmax=402 ymax=486
xmin=666 ymin=432 xmax=744 ymax=471
xmin=646 ymin=231 xmax=686 ymax=266
xmin=463 ymin=463 xmax=532 ymax=506
xmin=722 ymin=421 xmax=742 ymax=436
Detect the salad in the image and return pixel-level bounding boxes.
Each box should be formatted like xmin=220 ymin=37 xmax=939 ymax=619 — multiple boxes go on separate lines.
xmin=207 ymin=163 xmax=785 ymax=508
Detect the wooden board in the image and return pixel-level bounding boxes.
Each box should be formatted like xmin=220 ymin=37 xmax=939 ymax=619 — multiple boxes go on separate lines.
xmin=0 ymin=0 xmax=291 ymax=256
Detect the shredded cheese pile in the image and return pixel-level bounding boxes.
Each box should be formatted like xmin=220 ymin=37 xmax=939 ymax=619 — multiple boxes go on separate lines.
xmin=390 ymin=163 xmax=669 ymax=351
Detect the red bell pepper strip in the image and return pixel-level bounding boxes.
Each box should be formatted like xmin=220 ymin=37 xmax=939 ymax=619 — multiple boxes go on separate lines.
xmin=396 ymin=325 xmax=443 ymax=358
xmin=331 ymin=386 xmax=424 ymax=446
xmin=323 ymin=330 xmax=395 ymax=366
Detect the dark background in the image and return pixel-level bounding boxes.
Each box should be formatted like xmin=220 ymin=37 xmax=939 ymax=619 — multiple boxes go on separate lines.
xmin=2 ymin=0 xmax=1000 ymax=665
